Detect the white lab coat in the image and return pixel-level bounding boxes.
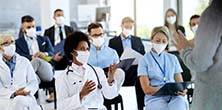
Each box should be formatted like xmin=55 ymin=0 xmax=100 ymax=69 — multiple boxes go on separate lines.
xmin=0 ymin=53 xmax=40 ymax=110
xmin=56 ymin=63 xmax=118 ymax=110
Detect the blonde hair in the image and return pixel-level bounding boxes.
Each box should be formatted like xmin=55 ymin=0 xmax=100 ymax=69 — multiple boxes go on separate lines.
xmin=151 ymin=26 xmax=170 ymax=40
xmin=121 ymin=16 xmax=134 ymax=24
xmin=0 ymin=34 xmax=14 ymax=46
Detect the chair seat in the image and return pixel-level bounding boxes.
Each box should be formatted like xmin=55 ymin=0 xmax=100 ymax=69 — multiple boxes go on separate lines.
xmin=39 ymin=78 xmax=55 ymax=88
xmin=104 ymin=94 xmax=124 ymax=110
xmin=35 ymin=78 xmax=57 ymax=109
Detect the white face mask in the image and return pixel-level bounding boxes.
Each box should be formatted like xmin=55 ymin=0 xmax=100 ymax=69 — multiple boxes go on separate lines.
xmin=191 ymin=24 xmax=198 ymax=35
xmin=152 ymin=43 xmax=167 ymax=55
xmin=76 ymin=51 xmax=90 ymax=64
xmin=26 ymin=28 xmax=36 ymax=38
xmin=122 ymin=28 xmax=133 ymax=37
xmin=167 ymin=16 xmax=176 ymax=25
xmin=91 ymin=36 xmax=105 ymax=47
xmin=55 ymin=16 xmax=65 ymax=25
xmin=3 ymin=44 xmax=16 ymax=57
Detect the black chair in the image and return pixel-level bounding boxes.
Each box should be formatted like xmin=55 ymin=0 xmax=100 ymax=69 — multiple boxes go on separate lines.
xmin=187 ymin=82 xmax=194 ymax=104
xmin=35 ymin=78 xmax=57 ymax=109
xmin=104 ymin=94 xmax=124 ymax=110
xmin=135 ymin=78 xmax=145 ymax=110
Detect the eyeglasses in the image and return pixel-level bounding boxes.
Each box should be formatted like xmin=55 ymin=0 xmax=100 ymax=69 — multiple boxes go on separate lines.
xmin=90 ymin=33 xmax=103 ymax=37
xmin=0 ymin=41 xmax=15 ymax=47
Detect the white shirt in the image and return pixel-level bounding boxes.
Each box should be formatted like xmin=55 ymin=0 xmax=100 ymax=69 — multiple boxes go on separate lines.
xmin=168 ymin=30 xmax=178 ymax=51
xmin=54 ymin=24 xmax=66 ymax=45
xmin=24 ymin=34 xmax=40 ymax=55
xmin=56 ymin=63 xmax=118 ymax=110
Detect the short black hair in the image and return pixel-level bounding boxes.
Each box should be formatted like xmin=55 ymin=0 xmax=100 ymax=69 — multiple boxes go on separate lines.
xmin=54 ymin=9 xmax=63 ymax=15
xmin=64 ymin=31 xmax=90 ymax=60
xmin=87 ymin=22 xmax=103 ymax=33
xmin=21 ymin=15 xmax=34 ymax=23
xmin=189 ymin=14 xmax=200 ymax=25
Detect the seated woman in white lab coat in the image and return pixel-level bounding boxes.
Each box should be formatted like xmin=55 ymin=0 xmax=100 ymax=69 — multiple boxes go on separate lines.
xmin=56 ymin=31 xmax=118 ymax=110
xmin=0 ymin=34 xmax=41 ymax=110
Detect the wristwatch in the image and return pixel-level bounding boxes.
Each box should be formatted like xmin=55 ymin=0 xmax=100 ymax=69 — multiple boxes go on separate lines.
xmin=108 ymin=79 xmax=114 ymax=86
xmin=10 ymin=92 xmax=16 ymax=99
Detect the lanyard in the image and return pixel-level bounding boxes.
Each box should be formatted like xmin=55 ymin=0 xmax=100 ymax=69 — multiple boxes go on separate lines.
xmin=150 ymin=51 xmax=166 ymax=81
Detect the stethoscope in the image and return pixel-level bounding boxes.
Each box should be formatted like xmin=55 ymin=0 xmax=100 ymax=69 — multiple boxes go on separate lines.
xmin=66 ymin=63 xmax=102 ymax=89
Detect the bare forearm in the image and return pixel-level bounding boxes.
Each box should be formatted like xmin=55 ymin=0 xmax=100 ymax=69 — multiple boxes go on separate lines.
xmin=143 ymin=86 xmax=160 ymax=95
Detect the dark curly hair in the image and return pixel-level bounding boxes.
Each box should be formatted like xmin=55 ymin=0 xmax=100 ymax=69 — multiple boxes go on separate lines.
xmin=64 ymin=31 xmax=90 ymax=61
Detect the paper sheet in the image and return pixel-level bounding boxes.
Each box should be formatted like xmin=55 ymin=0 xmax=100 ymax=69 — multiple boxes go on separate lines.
xmin=120 ymin=47 xmax=143 ymax=65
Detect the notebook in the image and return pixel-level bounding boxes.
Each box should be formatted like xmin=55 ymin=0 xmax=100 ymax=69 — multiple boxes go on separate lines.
xmin=102 ymin=58 xmax=135 ymax=73
xmin=54 ymin=40 xmax=65 ymax=56
xmin=153 ymin=82 xmax=191 ymax=96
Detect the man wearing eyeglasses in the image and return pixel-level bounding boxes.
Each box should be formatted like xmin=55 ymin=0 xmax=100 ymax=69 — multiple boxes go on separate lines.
xmin=0 ymin=34 xmax=42 ymax=110
xmin=87 ymin=23 xmax=125 ymax=110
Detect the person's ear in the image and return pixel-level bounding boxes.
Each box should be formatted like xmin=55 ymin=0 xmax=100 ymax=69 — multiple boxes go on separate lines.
xmin=121 ymin=24 xmax=124 ymax=29
xmin=21 ymin=25 xmax=26 ymax=33
xmin=0 ymin=46 xmax=5 ymax=53
xmin=53 ymin=15 xmax=56 ymax=20
xmin=71 ymin=50 xmax=78 ymax=57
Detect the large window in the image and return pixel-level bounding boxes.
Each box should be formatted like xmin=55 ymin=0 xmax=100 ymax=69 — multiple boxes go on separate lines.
xmin=182 ymin=0 xmax=208 ymax=40
xmin=109 ymin=0 xmax=134 ymax=35
xmin=110 ymin=0 xmax=208 ymax=40
xmin=109 ymin=0 xmax=164 ymax=39
xmin=136 ymin=0 xmax=164 ymax=40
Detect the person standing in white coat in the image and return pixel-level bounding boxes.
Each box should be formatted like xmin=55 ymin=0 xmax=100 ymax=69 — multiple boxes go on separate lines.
xmin=0 ymin=34 xmax=41 ymax=110
xmin=56 ymin=31 xmax=118 ymax=110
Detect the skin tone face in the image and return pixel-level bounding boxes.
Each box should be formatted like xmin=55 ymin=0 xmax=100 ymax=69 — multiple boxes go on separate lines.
xmin=121 ymin=22 xmax=134 ymax=30
xmin=53 ymin=11 xmax=64 ymax=20
xmin=22 ymin=21 xmax=35 ymax=33
xmin=90 ymin=27 xmax=104 ymax=38
xmin=166 ymin=10 xmax=177 ymax=29
xmin=166 ymin=11 xmax=176 ymax=18
xmin=151 ymin=32 xmax=168 ymax=53
xmin=190 ymin=17 xmax=200 ymax=27
xmin=71 ymin=41 xmax=89 ymax=65
xmin=0 ymin=37 xmax=14 ymax=60
xmin=121 ymin=22 xmax=134 ymax=38
xmin=151 ymin=32 xmax=168 ymax=44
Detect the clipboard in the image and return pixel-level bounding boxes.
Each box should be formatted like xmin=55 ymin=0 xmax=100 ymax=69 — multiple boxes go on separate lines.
xmin=120 ymin=47 xmax=143 ymax=65
xmin=54 ymin=40 xmax=65 ymax=56
xmin=102 ymin=58 xmax=135 ymax=73
xmin=153 ymin=82 xmax=191 ymax=96
xmin=118 ymin=58 xmax=135 ymax=71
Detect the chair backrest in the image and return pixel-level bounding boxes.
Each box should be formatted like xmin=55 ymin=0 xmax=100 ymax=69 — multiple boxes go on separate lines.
xmin=135 ymin=78 xmax=145 ymax=110
xmin=104 ymin=94 xmax=124 ymax=110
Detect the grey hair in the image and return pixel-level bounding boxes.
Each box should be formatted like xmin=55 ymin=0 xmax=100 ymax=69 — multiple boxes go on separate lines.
xmin=0 ymin=34 xmax=14 ymax=45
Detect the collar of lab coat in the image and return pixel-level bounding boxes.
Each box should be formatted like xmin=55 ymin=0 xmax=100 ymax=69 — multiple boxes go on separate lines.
xmin=71 ymin=63 xmax=87 ymax=76
xmin=0 ymin=53 xmax=19 ymax=73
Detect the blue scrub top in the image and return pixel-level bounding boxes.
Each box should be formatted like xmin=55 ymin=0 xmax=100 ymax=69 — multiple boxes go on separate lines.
xmin=138 ymin=50 xmax=183 ymax=99
xmin=88 ymin=44 xmax=119 ymax=68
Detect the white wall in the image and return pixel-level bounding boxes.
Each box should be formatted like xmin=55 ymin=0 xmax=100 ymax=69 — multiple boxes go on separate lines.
xmin=0 ymin=0 xmax=41 ymax=37
xmin=163 ymin=0 xmax=177 ymax=13
xmin=40 ymin=0 xmax=70 ymax=33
